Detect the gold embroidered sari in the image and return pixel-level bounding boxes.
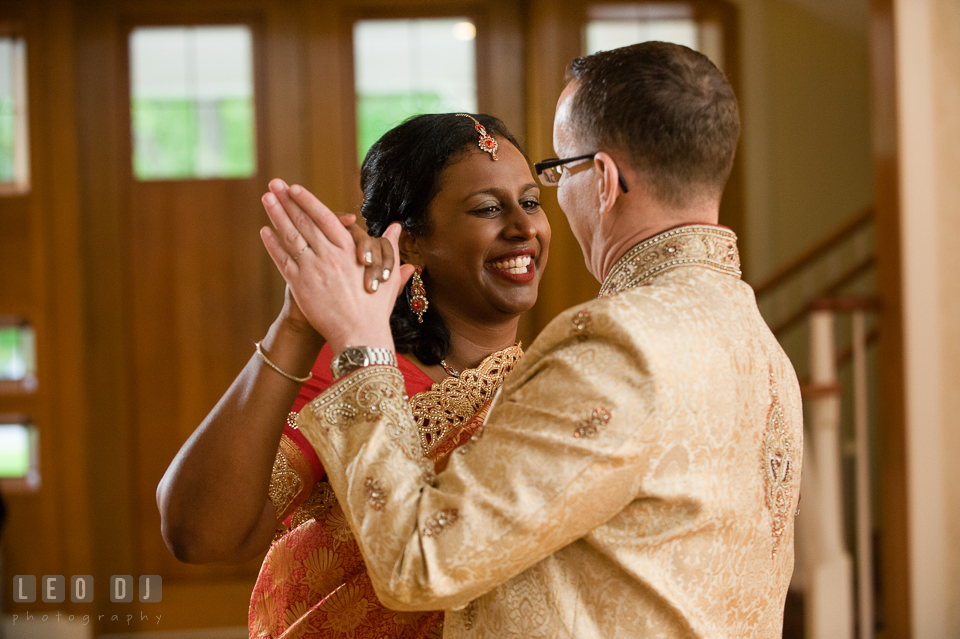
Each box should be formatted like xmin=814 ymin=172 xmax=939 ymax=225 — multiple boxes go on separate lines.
xmin=248 ymin=344 xmax=522 ymax=639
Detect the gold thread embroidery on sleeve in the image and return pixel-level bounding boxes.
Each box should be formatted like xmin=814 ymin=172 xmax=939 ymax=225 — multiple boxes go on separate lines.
xmin=364 ymin=477 xmax=387 ymax=510
xmin=419 ymin=457 xmax=438 ymax=486
xmin=308 ymin=367 xmax=421 ymax=460
xmin=422 ymin=508 xmax=459 ymax=537
xmin=573 ymin=407 xmax=612 ymax=439
xmin=762 ymin=372 xmax=794 ymax=558
xmin=572 ymin=310 xmax=592 ymax=339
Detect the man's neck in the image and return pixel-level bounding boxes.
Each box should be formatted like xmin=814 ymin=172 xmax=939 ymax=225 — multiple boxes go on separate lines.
xmin=592 ymin=203 xmax=720 ymax=283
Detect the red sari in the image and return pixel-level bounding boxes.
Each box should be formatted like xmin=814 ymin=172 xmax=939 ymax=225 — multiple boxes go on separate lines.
xmin=249 ymin=344 xmax=519 ymax=639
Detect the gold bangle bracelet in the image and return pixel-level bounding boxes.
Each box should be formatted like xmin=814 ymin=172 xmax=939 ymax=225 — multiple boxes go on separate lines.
xmin=254 ymin=341 xmax=313 ymax=384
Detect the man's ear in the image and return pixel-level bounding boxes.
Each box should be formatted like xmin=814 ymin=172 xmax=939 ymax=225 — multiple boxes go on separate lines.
xmin=594 ymin=152 xmax=623 ymax=215
xmin=398 ymin=228 xmax=420 ymax=265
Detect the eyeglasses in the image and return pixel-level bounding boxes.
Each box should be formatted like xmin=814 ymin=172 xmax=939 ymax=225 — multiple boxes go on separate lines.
xmin=534 ymin=153 xmax=630 ymax=193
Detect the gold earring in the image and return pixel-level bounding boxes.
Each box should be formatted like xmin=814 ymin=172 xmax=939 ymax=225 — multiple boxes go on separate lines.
xmin=409 ymin=266 xmax=428 ymax=323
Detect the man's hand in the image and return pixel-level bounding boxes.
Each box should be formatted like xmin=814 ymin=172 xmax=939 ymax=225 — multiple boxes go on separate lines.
xmin=259 ymin=181 xmax=414 ymax=354
xmin=265 ymin=179 xmax=392 ymax=293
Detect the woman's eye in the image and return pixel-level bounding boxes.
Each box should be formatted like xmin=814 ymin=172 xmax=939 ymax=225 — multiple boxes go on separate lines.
xmin=521 ymin=199 xmax=541 ymax=211
xmin=471 ymin=204 xmax=501 ymax=217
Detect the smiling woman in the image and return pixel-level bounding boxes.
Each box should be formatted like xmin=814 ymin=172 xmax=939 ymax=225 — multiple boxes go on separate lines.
xmin=157 ymin=113 xmax=550 ymax=639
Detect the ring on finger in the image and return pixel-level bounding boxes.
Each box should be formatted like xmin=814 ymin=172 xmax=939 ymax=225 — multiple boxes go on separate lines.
xmin=292 ymin=244 xmax=310 ymax=261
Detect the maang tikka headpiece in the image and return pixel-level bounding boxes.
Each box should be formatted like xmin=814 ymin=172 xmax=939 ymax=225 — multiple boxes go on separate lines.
xmin=456 ymin=113 xmax=499 ymax=160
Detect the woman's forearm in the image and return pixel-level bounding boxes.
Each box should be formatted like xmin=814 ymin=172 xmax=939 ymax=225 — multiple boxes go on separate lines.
xmin=157 ymin=314 xmax=324 ymax=564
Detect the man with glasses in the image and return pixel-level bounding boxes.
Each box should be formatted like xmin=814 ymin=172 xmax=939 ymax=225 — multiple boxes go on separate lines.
xmin=268 ymin=41 xmax=801 ymax=638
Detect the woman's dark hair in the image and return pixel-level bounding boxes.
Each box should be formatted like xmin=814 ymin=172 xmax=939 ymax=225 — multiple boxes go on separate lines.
xmin=360 ymin=113 xmax=524 ymax=366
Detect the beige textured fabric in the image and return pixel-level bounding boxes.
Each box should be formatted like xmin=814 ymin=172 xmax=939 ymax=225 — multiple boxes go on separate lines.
xmin=296 ymin=225 xmax=802 ymax=638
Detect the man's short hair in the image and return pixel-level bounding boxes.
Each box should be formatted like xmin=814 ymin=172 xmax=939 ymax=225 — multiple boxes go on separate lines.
xmin=566 ymin=41 xmax=740 ymax=208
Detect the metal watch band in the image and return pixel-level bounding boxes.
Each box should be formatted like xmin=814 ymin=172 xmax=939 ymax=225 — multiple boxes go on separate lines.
xmin=330 ymin=345 xmax=397 ymax=380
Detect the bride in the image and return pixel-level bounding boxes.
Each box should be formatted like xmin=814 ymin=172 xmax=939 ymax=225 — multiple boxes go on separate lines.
xmin=157 ymin=112 xmax=551 ymax=639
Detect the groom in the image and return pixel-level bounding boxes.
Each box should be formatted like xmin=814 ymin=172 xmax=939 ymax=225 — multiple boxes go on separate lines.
xmin=262 ymin=42 xmax=802 ymax=638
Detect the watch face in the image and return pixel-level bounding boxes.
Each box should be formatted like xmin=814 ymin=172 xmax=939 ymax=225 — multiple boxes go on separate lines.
xmin=342 ymin=347 xmax=369 ymax=369
xmin=333 ymin=346 xmax=371 ymax=378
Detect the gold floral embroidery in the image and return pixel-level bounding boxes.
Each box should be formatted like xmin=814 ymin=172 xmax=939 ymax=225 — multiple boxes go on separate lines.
xmin=573 ymin=407 xmax=612 ymax=439
xmin=364 ymin=477 xmax=387 ymax=510
xmin=268 ymin=434 xmax=312 ymax=522
xmin=318 ymin=583 xmax=372 ymax=636
xmin=309 ymin=367 xmax=420 ymax=459
xmin=286 ymin=411 xmax=299 ymax=429
xmin=289 ymin=480 xmax=337 ymax=530
xmin=422 ymin=508 xmax=459 ymax=537
xmin=599 ymin=225 xmax=741 ymax=297
xmin=572 ymin=310 xmax=592 ymax=337
xmin=303 ymin=546 xmax=344 ymax=596
xmin=324 ymin=504 xmax=354 ymax=545
xmin=410 ymin=345 xmax=523 ymax=455
xmin=284 ymin=600 xmax=318 ymax=634
xmin=762 ymin=373 xmax=795 ymax=558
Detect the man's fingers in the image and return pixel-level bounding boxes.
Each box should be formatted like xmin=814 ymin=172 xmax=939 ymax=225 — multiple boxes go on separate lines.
xmin=288 ymin=184 xmax=355 ymax=250
xmin=261 ymin=192 xmax=307 ymax=255
xmin=259 ymin=226 xmax=298 ymax=278
xmin=268 ymin=181 xmax=339 ymax=255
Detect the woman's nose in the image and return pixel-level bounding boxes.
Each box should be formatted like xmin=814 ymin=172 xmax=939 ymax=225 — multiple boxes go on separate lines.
xmin=503 ymin=205 xmax=537 ymax=240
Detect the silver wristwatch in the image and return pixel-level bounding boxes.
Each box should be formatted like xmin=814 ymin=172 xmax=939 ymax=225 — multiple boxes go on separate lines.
xmin=330 ymin=345 xmax=397 ymax=380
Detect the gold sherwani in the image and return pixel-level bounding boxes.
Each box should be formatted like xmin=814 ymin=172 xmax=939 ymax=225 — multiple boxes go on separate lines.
xmin=296 ymin=225 xmax=802 ymax=638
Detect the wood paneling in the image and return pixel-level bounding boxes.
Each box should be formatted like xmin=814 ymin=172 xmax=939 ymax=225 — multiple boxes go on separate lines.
xmin=1 ymin=0 xmax=92 ymax=620
xmin=870 ymin=0 xmax=910 ymax=635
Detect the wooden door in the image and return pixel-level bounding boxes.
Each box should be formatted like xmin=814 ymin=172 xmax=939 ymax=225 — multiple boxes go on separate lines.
xmin=76 ymin=0 xmax=306 ymax=631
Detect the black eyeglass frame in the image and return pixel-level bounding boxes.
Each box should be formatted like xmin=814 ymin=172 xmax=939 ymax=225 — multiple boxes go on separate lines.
xmin=534 ymin=153 xmax=630 ymax=193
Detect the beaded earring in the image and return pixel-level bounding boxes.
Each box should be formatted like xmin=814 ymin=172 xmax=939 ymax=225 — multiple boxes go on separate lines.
xmin=409 ymin=266 xmax=428 ymax=323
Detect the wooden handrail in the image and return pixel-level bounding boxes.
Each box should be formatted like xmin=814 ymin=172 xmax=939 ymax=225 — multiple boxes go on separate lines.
xmin=771 ymin=261 xmax=878 ymax=336
xmin=754 ymin=207 xmax=874 ymax=298
xmin=808 ymin=295 xmax=883 ymax=313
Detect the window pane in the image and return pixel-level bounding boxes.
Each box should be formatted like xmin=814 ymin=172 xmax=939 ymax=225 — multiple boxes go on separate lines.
xmin=129 ymin=25 xmax=256 ymax=180
xmin=0 ymin=324 xmax=35 ymax=382
xmin=0 ymin=35 xmax=30 ymax=192
xmin=585 ymin=4 xmax=722 ymax=70
xmin=0 ymin=422 xmax=33 ymax=478
xmin=354 ymin=19 xmax=477 ymax=163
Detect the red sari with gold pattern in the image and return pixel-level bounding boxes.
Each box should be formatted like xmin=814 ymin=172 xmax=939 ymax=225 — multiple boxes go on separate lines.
xmin=249 ymin=344 xmax=521 ymax=639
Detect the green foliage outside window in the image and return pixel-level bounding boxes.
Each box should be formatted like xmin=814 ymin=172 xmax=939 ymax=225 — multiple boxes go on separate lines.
xmin=356 ymin=92 xmax=443 ymax=164
xmin=0 ymin=425 xmax=29 ymax=478
xmin=0 ymin=326 xmax=32 ymax=381
xmin=0 ymin=98 xmax=14 ymax=182
xmin=131 ymin=98 xmax=255 ymax=180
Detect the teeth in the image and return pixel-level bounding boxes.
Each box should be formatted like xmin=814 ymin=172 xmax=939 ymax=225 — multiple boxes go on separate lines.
xmin=492 ymin=255 xmax=532 ymax=272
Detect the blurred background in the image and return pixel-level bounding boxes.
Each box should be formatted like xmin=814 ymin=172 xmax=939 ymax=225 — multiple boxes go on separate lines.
xmin=0 ymin=0 xmax=957 ymax=637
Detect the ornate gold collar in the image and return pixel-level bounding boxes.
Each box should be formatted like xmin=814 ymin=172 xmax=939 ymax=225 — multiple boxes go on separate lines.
xmin=599 ymin=224 xmax=741 ymax=297
xmin=409 ymin=344 xmax=523 ymax=455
